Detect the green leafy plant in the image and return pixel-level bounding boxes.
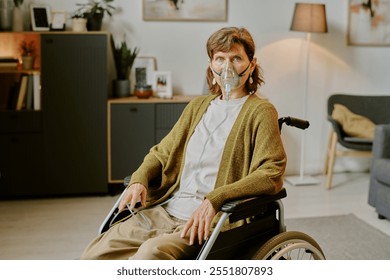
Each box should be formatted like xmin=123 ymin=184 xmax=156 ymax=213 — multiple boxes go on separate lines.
xmin=111 ymin=36 xmax=139 ymax=80
xmin=19 ymin=40 xmax=36 ymax=57
xmin=14 ymin=0 xmax=23 ymax=7
xmin=75 ymin=0 xmax=115 ymax=18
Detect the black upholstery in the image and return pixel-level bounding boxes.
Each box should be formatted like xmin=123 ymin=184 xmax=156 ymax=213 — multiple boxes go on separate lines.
xmin=327 ymin=94 xmax=390 ymax=149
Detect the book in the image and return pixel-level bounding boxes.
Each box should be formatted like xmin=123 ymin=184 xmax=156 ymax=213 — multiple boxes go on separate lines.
xmin=33 ymin=73 xmax=41 ymax=110
xmin=26 ymin=74 xmax=34 ymax=110
xmin=0 ymin=57 xmax=18 ymax=68
xmin=7 ymin=82 xmax=20 ymax=110
xmin=16 ymin=75 xmax=28 ymax=110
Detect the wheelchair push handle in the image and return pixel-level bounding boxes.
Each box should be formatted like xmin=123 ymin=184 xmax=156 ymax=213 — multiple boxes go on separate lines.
xmin=278 ymin=116 xmax=310 ymax=131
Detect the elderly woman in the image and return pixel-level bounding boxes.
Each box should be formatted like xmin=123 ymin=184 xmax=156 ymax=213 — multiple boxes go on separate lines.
xmin=81 ymin=26 xmax=286 ymax=260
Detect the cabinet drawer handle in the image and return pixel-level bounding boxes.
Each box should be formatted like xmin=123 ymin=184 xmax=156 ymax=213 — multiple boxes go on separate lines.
xmin=129 ymin=107 xmax=138 ymax=112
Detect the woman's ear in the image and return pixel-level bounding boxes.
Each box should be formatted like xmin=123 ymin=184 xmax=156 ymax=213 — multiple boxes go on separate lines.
xmin=250 ymin=56 xmax=257 ymax=70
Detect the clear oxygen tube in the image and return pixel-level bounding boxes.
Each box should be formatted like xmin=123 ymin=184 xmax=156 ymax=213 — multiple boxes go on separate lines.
xmin=220 ymin=62 xmax=239 ymax=101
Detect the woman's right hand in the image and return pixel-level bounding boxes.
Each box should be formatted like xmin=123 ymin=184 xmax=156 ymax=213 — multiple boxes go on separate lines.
xmin=118 ymin=183 xmax=147 ymax=212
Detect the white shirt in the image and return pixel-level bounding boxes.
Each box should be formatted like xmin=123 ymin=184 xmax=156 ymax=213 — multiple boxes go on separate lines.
xmin=164 ymin=95 xmax=249 ymax=220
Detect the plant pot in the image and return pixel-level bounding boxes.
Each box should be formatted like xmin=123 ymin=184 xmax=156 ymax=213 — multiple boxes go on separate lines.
xmin=0 ymin=0 xmax=13 ymax=31
xmin=21 ymin=56 xmax=34 ymax=70
xmin=86 ymin=12 xmax=104 ymax=31
xmin=12 ymin=5 xmax=24 ymax=31
xmin=113 ymin=79 xmax=130 ymax=97
xmin=72 ymin=18 xmax=87 ymax=32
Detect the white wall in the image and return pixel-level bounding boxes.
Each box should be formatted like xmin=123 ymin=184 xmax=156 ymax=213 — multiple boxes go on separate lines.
xmin=25 ymin=0 xmax=390 ymax=175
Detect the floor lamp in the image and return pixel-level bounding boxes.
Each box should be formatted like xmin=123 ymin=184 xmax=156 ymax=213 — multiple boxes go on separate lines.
xmin=285 ymin=3 xmax=328 ymax=186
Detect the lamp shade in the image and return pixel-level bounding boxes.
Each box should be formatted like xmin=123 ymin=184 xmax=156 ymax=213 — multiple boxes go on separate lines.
xmin=290 ymin=3 xmax=328 ymax=33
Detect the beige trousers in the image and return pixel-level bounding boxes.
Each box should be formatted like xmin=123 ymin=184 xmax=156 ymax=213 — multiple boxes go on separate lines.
xmin=80 ymin=206 xmax=201 ymax=260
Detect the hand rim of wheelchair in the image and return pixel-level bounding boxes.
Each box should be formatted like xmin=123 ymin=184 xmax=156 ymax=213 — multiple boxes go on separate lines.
xmin=252 ymin=231 xmax=326 ymax=260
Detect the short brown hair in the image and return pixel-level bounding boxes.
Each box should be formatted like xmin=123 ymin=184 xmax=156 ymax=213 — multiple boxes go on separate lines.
xmin=206 ymin=27 xmax=264 ymax=94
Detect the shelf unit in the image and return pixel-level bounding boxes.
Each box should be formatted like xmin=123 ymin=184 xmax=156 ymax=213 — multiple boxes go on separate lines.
xmin=0 ymin=31 xmax=115 ymax=197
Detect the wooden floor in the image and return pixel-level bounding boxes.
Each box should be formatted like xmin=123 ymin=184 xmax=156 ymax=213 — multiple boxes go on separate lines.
xmin=0 ymin=172 xmax=389 ymax=260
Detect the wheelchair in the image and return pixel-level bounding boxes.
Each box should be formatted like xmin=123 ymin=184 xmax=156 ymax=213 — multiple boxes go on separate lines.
xmin=99 ymin=117 xmax=326 ymax=260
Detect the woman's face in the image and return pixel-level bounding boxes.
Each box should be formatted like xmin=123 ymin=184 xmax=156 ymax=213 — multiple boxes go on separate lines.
xmin=210 ymin=43 xmax=255 ymax=94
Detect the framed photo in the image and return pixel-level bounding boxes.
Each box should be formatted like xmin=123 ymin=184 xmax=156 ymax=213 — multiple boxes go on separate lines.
xmin=152 ymin=71 xmax=172 ymax=99
xmin=130 ymin=56 xmax=157 ymax=91
xmin=30 ymin=4 xmax=51 ymax=31
xmin=143 ymin=0 xmax=227 ymax=21
xmin=50 ymin=11 xmax=67 ymax=31
xmin=348 ymin=0 xmax=390 ymax=46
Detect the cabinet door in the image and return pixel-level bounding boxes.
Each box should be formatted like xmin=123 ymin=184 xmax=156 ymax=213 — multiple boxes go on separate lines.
xmin=155 ymin=103 xmax=187 ymax=142
xmin=110 ymin=103 xmax=155 ymax=182
xmin=41 ymin=34 xmax=108 ymax=194
xmin=0 ymin=134 xmax=42 ymax=197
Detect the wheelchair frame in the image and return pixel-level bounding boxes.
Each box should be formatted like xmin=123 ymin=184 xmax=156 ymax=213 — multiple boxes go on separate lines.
xmin=99 ymin=117 xmax=326 ymax=260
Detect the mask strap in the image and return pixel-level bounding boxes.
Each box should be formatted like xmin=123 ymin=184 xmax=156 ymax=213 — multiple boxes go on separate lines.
xmin=210 ymin=65 xmax=222 ymax=76
xmin=238 ymin=63 xmax=251 ymax=77
xmin=210 ymin=62 xmax=251 ymax=77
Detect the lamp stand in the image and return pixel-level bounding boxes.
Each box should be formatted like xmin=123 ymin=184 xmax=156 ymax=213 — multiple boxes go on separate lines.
xmin=285 ymin=33 xmax=319 ymax=186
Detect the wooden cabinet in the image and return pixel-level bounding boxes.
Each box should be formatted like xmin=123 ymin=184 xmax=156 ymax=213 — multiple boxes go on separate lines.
xmin=108 ymin=97 xmax=192 ymax=183
xmin=0 ymin=111 xmax=42 ymax=196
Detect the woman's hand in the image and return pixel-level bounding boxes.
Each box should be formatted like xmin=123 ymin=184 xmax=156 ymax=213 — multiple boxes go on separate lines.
xmin=180 ymin=199 xmax=216 ymax=245
xmin=118 ymin=183 xmax=147 ymax=212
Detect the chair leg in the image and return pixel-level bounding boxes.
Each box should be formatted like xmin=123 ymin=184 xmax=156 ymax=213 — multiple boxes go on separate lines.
xmin=323 ymin=131 xmax=333 ymax=175
xmin=325 ymin=132 xmax=337 ymax=190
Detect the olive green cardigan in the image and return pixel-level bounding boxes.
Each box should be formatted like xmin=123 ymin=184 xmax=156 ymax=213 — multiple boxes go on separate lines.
xmin=129 ymin=94 xmax=287 ymax=214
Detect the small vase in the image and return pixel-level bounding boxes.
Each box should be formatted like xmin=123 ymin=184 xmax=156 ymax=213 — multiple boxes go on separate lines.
xmin=12 ymin=5 xmax=24 ymax=31
xmin=113 ymin=79 xmax=130 ymax=98
xmin=21 ymin=56 xmax=34 ymax=70
xmin=134 ymin=85 xmax=153 ymax=99
xmin=72 ymin=18 xmax=87 ymax=32
xmin=0 ymin=0 xmax=13 ymax=31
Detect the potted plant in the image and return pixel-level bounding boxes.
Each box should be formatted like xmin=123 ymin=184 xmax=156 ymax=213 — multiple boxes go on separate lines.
xmin=75 ymin=0 xmax=115 ymax=31
xmin=71 ymin=11 xmax=87 ymax=32
xmin=111 ymin=36 xmax=139 ymax=97
xmin=19 ymin=39 xmax=36 ymax=70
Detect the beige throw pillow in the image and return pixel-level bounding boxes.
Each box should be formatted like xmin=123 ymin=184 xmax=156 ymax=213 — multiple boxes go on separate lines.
xmin=331 ymin=104 xmax=375 ymax=139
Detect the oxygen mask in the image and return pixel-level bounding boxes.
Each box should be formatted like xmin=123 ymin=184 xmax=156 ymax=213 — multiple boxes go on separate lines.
xmin=220 ymin=62 xmax=240 ymax=101
xmin=211 ymin=60 xmax=251 ymax=101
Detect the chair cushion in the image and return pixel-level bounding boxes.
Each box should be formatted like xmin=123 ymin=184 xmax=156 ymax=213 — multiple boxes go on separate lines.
xmin=374 ymin=159 xmax=390 ymax=186
xmin=332 ymin=104 xmax=375 ymax=139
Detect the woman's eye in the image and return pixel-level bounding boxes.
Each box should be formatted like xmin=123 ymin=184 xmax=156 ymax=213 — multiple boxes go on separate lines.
xmin=233 ymin=56 xmax=242 ymax=62
xmin=215 ymin=57 xmax=224 ymax=63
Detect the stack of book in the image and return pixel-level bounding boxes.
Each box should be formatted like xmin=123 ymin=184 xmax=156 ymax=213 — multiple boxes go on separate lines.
xmin=0 ymin=57 xmax=19 ymax=69
xmin=7 ymin=73 xmax=41 ymax=111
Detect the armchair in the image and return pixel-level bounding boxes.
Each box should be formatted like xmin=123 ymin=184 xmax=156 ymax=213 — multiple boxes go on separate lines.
xmin=368 ymin=124 xmax=390 ymax=220
xmin=324 ymin=94 xmax=390 ymax=190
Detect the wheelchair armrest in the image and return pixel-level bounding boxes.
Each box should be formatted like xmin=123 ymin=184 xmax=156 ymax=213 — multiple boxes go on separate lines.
xmin=220 ymin=188 xmax=287 ymax=222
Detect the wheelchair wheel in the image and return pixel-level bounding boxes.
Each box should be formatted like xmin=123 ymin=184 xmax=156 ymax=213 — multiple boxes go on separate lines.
xmin=252 ymin=231 xmax=326 ymax=260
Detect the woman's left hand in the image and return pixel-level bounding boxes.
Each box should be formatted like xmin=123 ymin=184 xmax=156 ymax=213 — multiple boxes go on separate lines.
xmin=180 ymin=199 xmax=216 ymax=245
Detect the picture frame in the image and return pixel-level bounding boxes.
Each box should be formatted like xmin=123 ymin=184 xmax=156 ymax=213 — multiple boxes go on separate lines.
xmin=30 ymin=4 xmax=51 ymax=31
xmin=347 ymin=0 xmax=390 ymax=46
xmin=143 ymin=0 xmax=227 ymax=21
xmin=50 ymin=10 xmax=67 ymax=31
xmin=152 ymin=71 xmax=172 ymax=99
xmin=130 ymin=56 xmax=157 ymax=92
